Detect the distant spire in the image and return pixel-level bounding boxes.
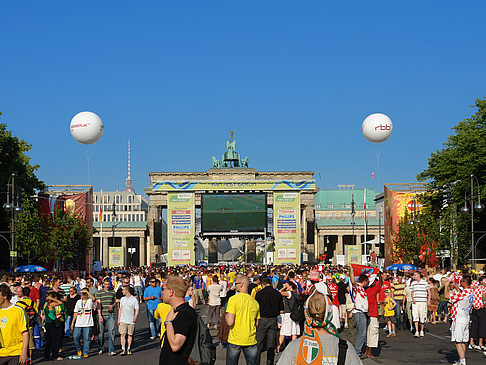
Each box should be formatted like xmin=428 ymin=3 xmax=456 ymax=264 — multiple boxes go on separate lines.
xmin=125 ymin=139 xmax=134 ymax=192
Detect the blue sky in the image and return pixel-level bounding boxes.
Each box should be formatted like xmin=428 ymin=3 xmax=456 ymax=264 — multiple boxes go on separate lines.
xmin=1 ymin=1 xmax=485 ymax=196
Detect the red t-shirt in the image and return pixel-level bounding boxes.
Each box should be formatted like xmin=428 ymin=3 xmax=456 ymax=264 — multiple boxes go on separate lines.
xmin=29 ymin=286 xmax=40 ymax=303
xmin=366 ymin=282 xmax=382 ymax=318
xmin=328 ymin=282 xmax=340 ymax=307
xmin=378 ymin=280 xmax=391 ymax=302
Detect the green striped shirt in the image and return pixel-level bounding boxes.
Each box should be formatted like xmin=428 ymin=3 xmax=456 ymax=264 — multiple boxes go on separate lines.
xmin=95 ymin=290 xmax=116 ymax=316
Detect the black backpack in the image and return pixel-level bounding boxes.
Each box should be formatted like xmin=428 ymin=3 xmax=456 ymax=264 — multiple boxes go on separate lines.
xmin=17 ymin=300 xmax=37 ymax=326
xmin=289 ymin=294 xmax=305 ymax=323
xmin=189 ymin=315 xmax=216 ymax=365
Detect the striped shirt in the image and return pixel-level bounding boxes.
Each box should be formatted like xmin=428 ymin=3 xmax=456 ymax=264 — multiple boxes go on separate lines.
xmin=59 ymin=283 xmax=72 ymax=296
xmin=392 ymin=282 xmax=406 ymax=301
xmin=95 ymin=290 xmax=116 ymax=316
xmin=410 ymin=279 xmax=429 ymax=302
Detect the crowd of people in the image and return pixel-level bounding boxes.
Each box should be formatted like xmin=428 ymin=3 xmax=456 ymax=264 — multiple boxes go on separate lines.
xmin=0 ymin=263 xmax=485 ymax=365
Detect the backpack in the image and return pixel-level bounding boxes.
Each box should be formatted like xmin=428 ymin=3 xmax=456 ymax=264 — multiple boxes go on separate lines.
xmin=17 ymin=300 xmax=37 ymax=326
xmin=188 ymin=315 xmax=216 ymax=365
xmin=337 ymin=338 xmax=348 ymax=365
xmin=289 ymin=294 xmax=305 ymax=323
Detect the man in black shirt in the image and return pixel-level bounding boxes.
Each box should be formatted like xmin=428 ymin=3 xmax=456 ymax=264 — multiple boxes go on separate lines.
xmin=337 ymin=274 xmax=349 ymax=329
xmin=160 ymin=276 xmax=197 ymax=365
xmin=255 ymin=277 xmax=283 ymax=365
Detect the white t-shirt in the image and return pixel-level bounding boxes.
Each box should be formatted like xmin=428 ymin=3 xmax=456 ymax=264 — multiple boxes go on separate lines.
xmin=220 ymin=280 xmax=228 ymax=297
xmin=74 ymin=298 xmax=94 ymax=327
xmin=207 ymin=284 xmax=222 ymax=306
xmin=132 ymin=275 xmax=142 ymax=287
xmin=119 ymin=296 xmax=139 ymax=325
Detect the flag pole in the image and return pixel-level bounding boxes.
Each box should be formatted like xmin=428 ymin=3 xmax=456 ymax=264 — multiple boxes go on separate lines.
xmin=364 ymin=188 xmax=368 ymax=256
xmin=100 ymin=189 xmax=103 ymax=268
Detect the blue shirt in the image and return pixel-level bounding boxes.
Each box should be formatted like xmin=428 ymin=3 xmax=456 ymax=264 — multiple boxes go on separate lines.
xmin=143 ymin=286 xmax=163 ymax=310
xmin=194 ymin=277 xmax=204 ymax=290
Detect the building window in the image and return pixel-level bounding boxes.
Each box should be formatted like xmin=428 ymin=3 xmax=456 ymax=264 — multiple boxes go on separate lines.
xmin=116 ymin=195 xmax=120 ymax=204
xmin=316 ymin=213 xmax=320 ymax=219
xmin=340 ymin=204 xmax=345 ymax=209
xmin=103 ymin=195 xmax=109 ymax=204
xmin=346 ymin=213 xmax=351 ymax=219
xmin=332 ymin=213 xmax=336 ymax=218
xmin=328 ymin=204 xmax=333 ymax=209
xmin=345 ymin=204 xmax=351 ymax=209
xmin=128 ymin=195 xmax=132 ymax=204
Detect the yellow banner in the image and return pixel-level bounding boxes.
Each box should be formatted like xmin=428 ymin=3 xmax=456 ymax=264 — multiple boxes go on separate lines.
xmin=168 ymin=192 xmax=195 ymax=266
xmin=109 ymin=247 xmax=124 ymax=268
xmin=153 ymin=180 xmax=315 ymax=191
xmin=274 ymin=192 xmax=300 ymax=265
xmin=346 ymin=245 xmax=362 ymax=265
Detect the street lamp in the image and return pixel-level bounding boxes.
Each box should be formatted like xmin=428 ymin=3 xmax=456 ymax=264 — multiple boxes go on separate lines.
xmin=3 ymin=173 xmax=22 ymax=271
xmin=462 ymin=174 xmax=484 ymax=270
xmin=351 ymin=194 xmax=356 ymax=245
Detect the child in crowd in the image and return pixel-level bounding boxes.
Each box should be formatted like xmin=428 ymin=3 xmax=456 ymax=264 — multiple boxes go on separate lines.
xmin=384 ymin=289 xmax=397 ymax=338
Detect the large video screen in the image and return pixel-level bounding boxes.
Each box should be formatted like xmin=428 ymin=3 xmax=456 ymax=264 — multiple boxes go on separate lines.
xmin=201 ymin=193 xmax=266 ymax=233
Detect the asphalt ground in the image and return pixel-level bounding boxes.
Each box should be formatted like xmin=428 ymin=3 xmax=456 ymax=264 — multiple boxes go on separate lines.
xmin=33 ymin=304 xmax=486 ymax=365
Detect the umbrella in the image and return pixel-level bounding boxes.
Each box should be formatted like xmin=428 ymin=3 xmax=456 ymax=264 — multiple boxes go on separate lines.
xmin=385 ymin=263 xmax=419 ymax=271
xmin=14 ymin=265 xmax=47 ymax=273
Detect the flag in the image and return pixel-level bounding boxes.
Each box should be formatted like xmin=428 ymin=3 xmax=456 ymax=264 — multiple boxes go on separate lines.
xmin=350 ymin=264 xmax=380 ymax=277
xmin=363 ymin=188 xmax=367 ymax=223
xmin=371 ymin=171 xmax=374 ymax=179
xmin=99 ymin=193 xmax=103 ymax=222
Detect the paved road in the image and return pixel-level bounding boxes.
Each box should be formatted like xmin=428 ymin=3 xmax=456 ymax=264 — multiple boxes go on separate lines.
xmin=34 ymin=304 xmax=485 ymax=364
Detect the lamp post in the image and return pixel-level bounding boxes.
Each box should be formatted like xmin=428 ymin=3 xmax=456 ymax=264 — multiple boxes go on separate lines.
xmin=3 ymin=173 xmax=22 ymax=271
xmin=461 ymin=174 xmax=484 ymax=270
xmin=351 ymin=194 xmax=356 ymax=245
xmin=111 ymin=201 xmax=117 ymax=264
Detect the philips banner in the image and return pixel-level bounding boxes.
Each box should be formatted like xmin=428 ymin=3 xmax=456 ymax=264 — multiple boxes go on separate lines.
xmin=274 ymin=192 xmax=300 ymax=265
xmin=168 ymin=192 xmax=195 ymax=266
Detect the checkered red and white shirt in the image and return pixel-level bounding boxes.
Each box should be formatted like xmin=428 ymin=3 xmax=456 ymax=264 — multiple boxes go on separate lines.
xmin=471 ymin=280 xmax=479 ymax=289
xmin=450 ymin=288 xmax=474 ymax=323
xmin=473 ymin=285 xmax=486 ymax=310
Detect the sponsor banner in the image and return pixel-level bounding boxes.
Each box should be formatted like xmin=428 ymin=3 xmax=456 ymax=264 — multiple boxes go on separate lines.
xmin=274 ymin=192 xmax=300 ymax=265
xmin=168 ymin=192 xmax=195 ymax=266
xmin=384 ymin=187 xmax=423 ymax=266
xmin=346 ymin=245 xmax=362 ymax=265
xmin=109 ymin=247 xmax=124 ymax=268
xmin=153 ymin=180 xmax=316 ymax=191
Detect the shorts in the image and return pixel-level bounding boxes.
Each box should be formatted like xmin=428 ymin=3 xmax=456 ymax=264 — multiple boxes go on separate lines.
xmin=451 ymin=322 xmax=469 ymax=343
xmin=28 ymin=327 xmax=35 ymax=350
xmin=366 ymin=317 xmax=379 ymax=348
xmin=339 ymin=304 xmax=347 ymax=318
xmin=119 ymin=322 xmax=135 ymax=335
xmin=279 ymin=313 xmax=300 ymax=336
xmin=412 ymin=302 xmax=427 ymax=323
xmin=385 ymin=316 xmax=396 ymax=324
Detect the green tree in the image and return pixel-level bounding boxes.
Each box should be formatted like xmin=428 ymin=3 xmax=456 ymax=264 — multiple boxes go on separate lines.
xmin=417 ymin=98 xmax=486 ymax=266
xmin=14 ymin=198 xmax=49 ymax=263
xmin=48 ymin=207 xmax=91 ymax=270
xmin=15 ymin=200 xmax=91 ymax=269
xmin=0 ymin=114 xmax=45 ymax=270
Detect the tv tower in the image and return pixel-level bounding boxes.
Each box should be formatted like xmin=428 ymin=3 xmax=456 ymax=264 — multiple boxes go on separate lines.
xmin=125 ymin=139 xmax=135 ymax=192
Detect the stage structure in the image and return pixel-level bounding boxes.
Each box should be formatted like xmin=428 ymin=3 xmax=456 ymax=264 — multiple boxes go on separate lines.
xmin=145 ymin=132 xmax=318 ymax=266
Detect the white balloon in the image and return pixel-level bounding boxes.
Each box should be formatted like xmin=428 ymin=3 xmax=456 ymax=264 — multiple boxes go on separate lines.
xmin=362 ymin=113 xmax=393 ymax=143
xmin=70 ymin=111 xmax=104 ymax=145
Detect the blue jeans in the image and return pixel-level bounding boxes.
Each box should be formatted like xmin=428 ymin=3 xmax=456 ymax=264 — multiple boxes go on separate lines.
xmin=353 ymin=312 xmax=368 ymax=356
xmin=146 ymin=309 xmax=160 ymax=338
xmin=226 ymin=343 xmax=258 ymax=365
xmin=394 ymin=300 xmax=403 ymax=327
xmin=73 ymin=327 xmax=91 ymax=355
xmin=64 ymin=315 xmax=73 ymax=337
xmin=98 ymin=314 xmax=115 ymax=353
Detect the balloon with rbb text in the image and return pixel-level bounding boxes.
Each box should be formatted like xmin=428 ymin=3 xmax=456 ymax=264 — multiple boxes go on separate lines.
xmin=70 ymin=111 xmax=104 ymax=145
xmin=362 ymin=113 xmax=393 ymax=143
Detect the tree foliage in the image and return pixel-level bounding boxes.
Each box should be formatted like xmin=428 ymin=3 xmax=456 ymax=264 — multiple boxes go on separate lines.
xmin=15 ymin=201 xmax=91 ymax=269
xmin=0 ymin=115 xmax=45 ymax=270
xmin=417 ymin=98 xmax=486 ymax=266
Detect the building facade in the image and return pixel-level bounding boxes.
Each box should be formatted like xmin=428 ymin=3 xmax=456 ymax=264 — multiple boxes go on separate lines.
xmin=92 ymin=191 xmax=151 ymax=267
xmin=315 ymin=187 xmax=382 ymax=264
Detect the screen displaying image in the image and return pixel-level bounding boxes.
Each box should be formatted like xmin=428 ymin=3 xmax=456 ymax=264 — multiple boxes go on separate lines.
xmin=201 ymin=193 xmax=266 ymax=233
